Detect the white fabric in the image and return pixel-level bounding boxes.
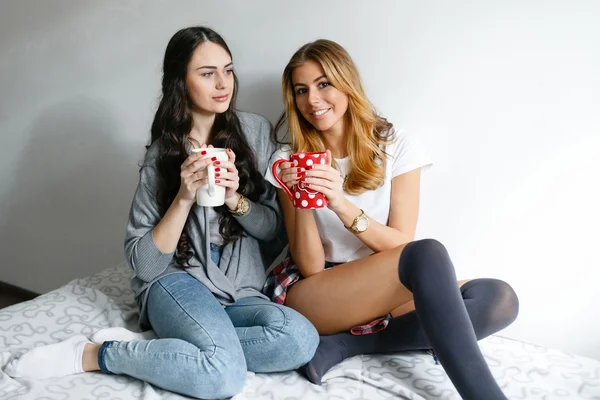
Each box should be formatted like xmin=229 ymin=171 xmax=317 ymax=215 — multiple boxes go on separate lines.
xmin=90 ymin=327 xmax=156 ymax=344
xmin=265 ymin=129 xmax=433 ymax=263
xmin=1 ymin=262 xmax=598 ymax=399
xmin=4 ymin=335 xmax=89 ymax=380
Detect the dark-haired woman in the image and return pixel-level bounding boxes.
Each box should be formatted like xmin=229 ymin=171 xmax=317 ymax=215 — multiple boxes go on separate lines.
xmin=5 ymin=27 xmax=318 ymax=400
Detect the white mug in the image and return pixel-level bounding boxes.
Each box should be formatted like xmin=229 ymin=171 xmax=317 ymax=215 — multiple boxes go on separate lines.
xmin=190 ymin=147 xmax=229 ymax=207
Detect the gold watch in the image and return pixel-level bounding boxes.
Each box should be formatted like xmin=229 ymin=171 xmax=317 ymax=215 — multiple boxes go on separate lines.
xmin=345 ymin=209 xmax=369 ymax=234
xmin=229 ymin=194 xmax=249 ymax=216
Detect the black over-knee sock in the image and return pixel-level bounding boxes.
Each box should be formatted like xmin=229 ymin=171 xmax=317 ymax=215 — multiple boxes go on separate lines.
xmin=301 ymin=272 xmax=519 ymax=384
xmin=301 ymin=278 xmax=518 ymax=386
xmin=395 ymin=239 xmax=509 ymax=399
xmin=301 ymin=240 xmax=516 ymax=400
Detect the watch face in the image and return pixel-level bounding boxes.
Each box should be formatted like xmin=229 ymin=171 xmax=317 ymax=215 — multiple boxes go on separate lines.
xmin=356 ymin=216 xmax=369 ymax=231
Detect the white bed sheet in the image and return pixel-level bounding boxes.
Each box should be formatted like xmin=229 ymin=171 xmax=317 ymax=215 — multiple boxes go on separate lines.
xmin=1 ymin=262 xmax=598 ymax=399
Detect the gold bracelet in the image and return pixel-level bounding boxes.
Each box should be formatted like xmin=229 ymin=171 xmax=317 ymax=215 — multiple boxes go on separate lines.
xmin=229 ymin=194 xmax=248 ymax=216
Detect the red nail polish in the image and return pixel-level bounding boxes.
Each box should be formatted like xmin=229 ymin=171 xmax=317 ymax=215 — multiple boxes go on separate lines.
xmin=211 ymin=157 xmax=217 ymax=161
xmin=297 ymin=167 xmax=302 ymax=172
xmin=201 ymin=150 xmax=207 ymax=155
xmin=215 ymin=161 xmax=220 ymax=165
xmin=227 ymin=148 xmax=232 ymax=152
xmin=215 ymin=180 xmax=221 ymax=183
xmin=215 ymin=167 xmax=221 ymax=172
xmin=215 ymin=173 xmax=220 ymax=177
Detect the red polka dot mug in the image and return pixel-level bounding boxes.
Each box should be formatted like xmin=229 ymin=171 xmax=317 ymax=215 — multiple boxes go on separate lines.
xmin=271 ymin=152 xmax=329 ymax=209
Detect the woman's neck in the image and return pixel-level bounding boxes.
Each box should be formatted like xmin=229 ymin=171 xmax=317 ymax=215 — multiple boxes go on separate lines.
xmin=189 ymin=109 xmax=216 ymax=146
xmin=322 ymin=120 xmax=347 ymax=159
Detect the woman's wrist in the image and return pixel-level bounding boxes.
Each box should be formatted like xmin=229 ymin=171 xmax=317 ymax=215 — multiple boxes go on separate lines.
xmin=228 ymin=193 xmax=249 ymax=216
xmin=333 ymin=199 xmax=361 ymax=227
xmin=225 ymin=192 xmax=241 ymax=210
xmin=174 ymin=192 xmax=195 ymax=210
xmin=295 ymin=208 xmax=314 ymax=218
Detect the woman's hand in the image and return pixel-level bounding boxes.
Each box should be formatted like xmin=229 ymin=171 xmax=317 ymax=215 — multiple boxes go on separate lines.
xmin=176 ymin=144 xmax=213 ymax=205
xmin=302 ymin=150 xmax=346 ymax=212
xmin=277 ymin=162 xmax=306 ymax=189
xmin=215 ymin=148 xmax=240 ymax=201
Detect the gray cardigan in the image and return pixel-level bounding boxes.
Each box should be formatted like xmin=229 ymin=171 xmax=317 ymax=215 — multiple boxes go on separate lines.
xmin=124 ymin=111 xmax=285 ymax=329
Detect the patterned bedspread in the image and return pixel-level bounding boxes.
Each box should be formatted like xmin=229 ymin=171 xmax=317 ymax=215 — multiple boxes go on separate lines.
xmin=1 ymin=262 xmax=598 ymax=399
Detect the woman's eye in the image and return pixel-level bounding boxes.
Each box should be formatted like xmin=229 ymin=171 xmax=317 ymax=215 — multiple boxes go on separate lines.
xmin=296 ymin=88 xmax=307 ymax=95
xmin=225 ymin=69 xmax=234 ymax=75
xmin=202 ymin=72 xmax=214 ymax=77
xmin=319 ymin=81 xmax=331 ymax=88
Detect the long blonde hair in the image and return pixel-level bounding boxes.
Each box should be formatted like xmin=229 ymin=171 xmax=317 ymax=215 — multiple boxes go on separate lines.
xmin=275 ymin=39 xmax=393 ymax=195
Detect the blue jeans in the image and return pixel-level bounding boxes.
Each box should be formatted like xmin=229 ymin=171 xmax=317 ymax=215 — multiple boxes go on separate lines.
xmin=97 ymin=245 xmax=318 ymax=399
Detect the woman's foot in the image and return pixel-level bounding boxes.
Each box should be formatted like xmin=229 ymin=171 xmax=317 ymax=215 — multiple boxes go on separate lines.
xmin=299 ymin=335 xmax=349 ymax=385
xmin=4 ymin=335 xmax=92 ymax=379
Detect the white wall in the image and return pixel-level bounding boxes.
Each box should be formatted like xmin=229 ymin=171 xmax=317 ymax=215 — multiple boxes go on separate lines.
xmin=1 ymin=0 xmax=598 ymax=359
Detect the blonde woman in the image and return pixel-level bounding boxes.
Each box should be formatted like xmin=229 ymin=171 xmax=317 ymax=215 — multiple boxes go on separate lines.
xmin=264 ymin=39 xmax=518 ymax=400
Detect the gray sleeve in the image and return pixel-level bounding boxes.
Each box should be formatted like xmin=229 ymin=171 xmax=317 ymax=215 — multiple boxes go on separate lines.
xmin=124 ymin=164 xmax=175 ymax=282
xmin=233 ymin=182 xmax=282 ymax=241
xmin=232 ymin=114 xmax=283 ymax=242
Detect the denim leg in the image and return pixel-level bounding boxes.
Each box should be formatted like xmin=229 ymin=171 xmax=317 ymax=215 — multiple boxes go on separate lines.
xmin=99 ymin=273 xmax=246 ymax=399
xmin=210 ymin=243 xmax=222 ymax=265
xmin=225 ymin=296 xmax=319 ymax=373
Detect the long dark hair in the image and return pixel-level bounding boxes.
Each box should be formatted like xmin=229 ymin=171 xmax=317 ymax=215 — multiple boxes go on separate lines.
xmin=149 ymin=26 xmax=265 ymax=267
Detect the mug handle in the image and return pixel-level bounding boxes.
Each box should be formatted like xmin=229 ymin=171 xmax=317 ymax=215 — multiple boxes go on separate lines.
xmin=271 ymin=159 xmax=294 ymax=202
xmin=207 ymin=164 xmax=216 ymax=196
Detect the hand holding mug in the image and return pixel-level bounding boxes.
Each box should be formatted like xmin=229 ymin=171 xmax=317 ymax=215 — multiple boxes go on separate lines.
xmin=214 ymin=148 xmax=240 ymax=201
xmin=177 ymin=144 xmax=214 ymax=205
xmin=272 ymin=151 xmax=329 ymax=209
xmin=190 ymin=147 xmax=229 ymax=207
xmin=276 ymin=161 xmax=305 ymax=189
xmin=300 ymin=150 xmax=346 ymax=212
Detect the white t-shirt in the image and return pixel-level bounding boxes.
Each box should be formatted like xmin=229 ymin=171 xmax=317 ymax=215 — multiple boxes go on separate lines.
xmin=265 ymin=129 xmax=433 ymax=263
xmin=207 ymin=207 xmax=224 ymax=245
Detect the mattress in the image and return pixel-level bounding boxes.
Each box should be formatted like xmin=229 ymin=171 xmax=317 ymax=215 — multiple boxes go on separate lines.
xmin=1 ymin=262 xmax=598 ymax=399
